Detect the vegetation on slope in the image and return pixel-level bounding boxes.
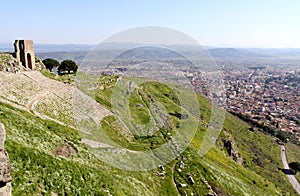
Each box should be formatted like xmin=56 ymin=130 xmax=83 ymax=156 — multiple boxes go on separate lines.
xmin=221 ymin=113 xmax=296 ymax=195
xmin=0 ymin=73 xmax=297 ymax=195
xmin=40 ymin=69 xmax=75 ymax=84
xmin=286 ymin=142 xmax=300 ymax=181
xmin=0 ymin=101 xmax=175 ymax=195
xmin=93 ymin=75 xmax=296 ymax=195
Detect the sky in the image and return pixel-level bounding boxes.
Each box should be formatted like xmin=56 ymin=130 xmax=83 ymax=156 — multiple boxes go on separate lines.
xmin=1 ymin=0 xmax=300 ymax=48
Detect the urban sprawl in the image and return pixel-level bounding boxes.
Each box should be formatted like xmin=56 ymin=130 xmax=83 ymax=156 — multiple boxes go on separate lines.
xmin=192 ymin=65 xmax=300 ymax=142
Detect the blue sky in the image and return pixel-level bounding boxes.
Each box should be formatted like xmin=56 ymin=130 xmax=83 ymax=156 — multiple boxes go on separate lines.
xmin=1 ymin=0 xmax=300 ymax=47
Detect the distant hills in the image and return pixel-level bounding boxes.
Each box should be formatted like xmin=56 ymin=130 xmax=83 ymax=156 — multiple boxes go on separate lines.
xmin=2 ymin=42 xmax=300 ymax=67
xmin=207 ymin=48 xmax=272 ymax=58
xmin=241 ymin=48 xmax=300 ymax=58
xmin=0 ymin=43 xmax=94 ymax=53
xmin=1 ymin=42 xmax=300 ymax=56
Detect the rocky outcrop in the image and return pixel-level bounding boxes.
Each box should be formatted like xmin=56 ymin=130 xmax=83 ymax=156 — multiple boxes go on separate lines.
xmin=222 ymin=138 xmax=243 ymax=165
xmin=0 ymin=123 xmax=12 ymax=196
xmin=221 ymin=131 xmax=243 ymax=165
xmin=0 ymin=53 xmax=45 ymax=73
xmin=0 ymin=53 xmax=24 ymax=73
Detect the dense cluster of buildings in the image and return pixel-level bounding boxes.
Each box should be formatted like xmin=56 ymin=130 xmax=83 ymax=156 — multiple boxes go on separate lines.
xmin=193 ymin=66 xmax=300 ymax=142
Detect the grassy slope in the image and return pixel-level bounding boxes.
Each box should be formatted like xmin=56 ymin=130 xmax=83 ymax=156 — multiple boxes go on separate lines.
xmin=40 ymin=69 xmax=75 ymax=84
xmin=0 ymin=73 xmax=297 ymax=195
xmin=222 ymin=113 xmax=296 ymax=195
xmin=0 ymin=100 xmax=282 ymax=196
xmin=286 ymin=142 xmax=300 ymax=182
xmin=1 ymin=101 xmax=179 ymax=195
xmin=94 ymin=75 xmax=295 ymax=195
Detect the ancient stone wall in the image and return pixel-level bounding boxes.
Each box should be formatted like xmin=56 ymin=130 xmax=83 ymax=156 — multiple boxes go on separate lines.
xmin=14 ymin=40 xmax=35 ymax=70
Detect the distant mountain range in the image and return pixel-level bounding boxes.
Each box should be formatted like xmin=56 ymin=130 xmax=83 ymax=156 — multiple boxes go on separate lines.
xmin=207 ymin=48 xmax=272 ymax=58
xmin=2 ymin=42 xmax=300 ymax=65
xmin=0 ymin=43 xmax=94 ymax=53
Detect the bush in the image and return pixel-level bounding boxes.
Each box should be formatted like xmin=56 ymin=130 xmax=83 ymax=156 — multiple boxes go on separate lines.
xmin=289 ymin=162 xmax=300 ymax=173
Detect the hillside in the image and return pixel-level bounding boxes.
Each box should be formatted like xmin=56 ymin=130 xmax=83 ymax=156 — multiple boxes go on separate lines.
xmin=0 ymin=67 xmax=298 ymax=195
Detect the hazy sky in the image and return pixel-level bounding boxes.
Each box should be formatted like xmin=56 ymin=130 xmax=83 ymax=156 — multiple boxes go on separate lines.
xmin=1 ymin=0 xmax=300 ymax=48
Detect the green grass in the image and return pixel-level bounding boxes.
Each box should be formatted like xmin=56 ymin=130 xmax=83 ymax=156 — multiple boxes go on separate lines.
xmin=91 ymin=75 xmax=294 ymax=195
xmin=1 ymin=73 xmax=298 ymax=195
xmin=221 ymin=113 xmax=297 ymax=195
xmin=94 ymin=75 xmax=119 ymax=108
xmin=0 ymin=54 xmax=13 ymax=64
xmin=0 ymin=101 xmax=179 ymax=195
xmin=286 ymin=142 xmax=300 ymax=182
xmin=95 ymin=78 xmax=199 ymax=153
xmin=40 ymin=69 xmax=75 ymax=84
xmin=129 ymin=88 xmax=151 ymax=124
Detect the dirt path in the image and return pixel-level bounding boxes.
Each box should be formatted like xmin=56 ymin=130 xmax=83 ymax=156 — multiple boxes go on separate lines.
xmin=170 ymin=161 xmax=180 ymax=196
xmin=280 ymin=145 xmax=300 ymax=195
xmin=27 ymin=92 xmax=48 ymax=111
xmin=81 ymin=138 xmax=113 ymax=148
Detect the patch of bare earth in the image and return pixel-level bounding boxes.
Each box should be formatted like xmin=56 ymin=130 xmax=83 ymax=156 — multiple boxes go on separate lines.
xmin=53 ymin=143 xmax=77 ymax=157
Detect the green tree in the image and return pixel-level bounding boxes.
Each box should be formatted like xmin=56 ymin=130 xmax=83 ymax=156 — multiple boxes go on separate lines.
xmin=42 ymin=58 xmax=60 ymax=72
xmin=276 ymin=131 xmax=289 ymax=143
xmin=58 ymin=60 xmax=78 ymax=74
xmin=289 ymin=162 xmax=300 ymax=174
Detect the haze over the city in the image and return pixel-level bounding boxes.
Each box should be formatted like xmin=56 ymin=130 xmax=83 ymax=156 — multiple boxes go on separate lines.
xmin=1 ymin=0 xmax=300 ymax=48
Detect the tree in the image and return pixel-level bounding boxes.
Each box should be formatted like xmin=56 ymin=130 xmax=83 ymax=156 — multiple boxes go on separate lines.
xmin=42 ymin=58 xmax=60 ymax=72
xmin=58 ymin=60 xmax=78 ymax=74
xmin=276 ymin=131 xmax=290 ymax=143
xmin=289 ymin=162 xmax=300 ymax=174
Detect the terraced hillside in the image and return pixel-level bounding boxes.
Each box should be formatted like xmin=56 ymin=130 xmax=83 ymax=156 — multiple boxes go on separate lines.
xmin=0 ymin=71 xmax=111 ymax=127
xmin=0 ymin=70 xmax=298 ymax=195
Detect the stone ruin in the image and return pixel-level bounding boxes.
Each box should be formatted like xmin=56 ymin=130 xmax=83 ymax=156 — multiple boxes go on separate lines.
xmin=13 ymin=40 xmax=35 ymax=70
xmin=0 ymin=40 xmax=36 ymax=72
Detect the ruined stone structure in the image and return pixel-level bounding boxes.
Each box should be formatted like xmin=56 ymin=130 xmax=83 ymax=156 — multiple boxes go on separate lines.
xmin=14 ymin=40 xmax=35 ymax=70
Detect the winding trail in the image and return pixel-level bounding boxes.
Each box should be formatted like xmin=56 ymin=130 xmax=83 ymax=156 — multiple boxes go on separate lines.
xmin=280 ymin=145 xmax=300 ymax=195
